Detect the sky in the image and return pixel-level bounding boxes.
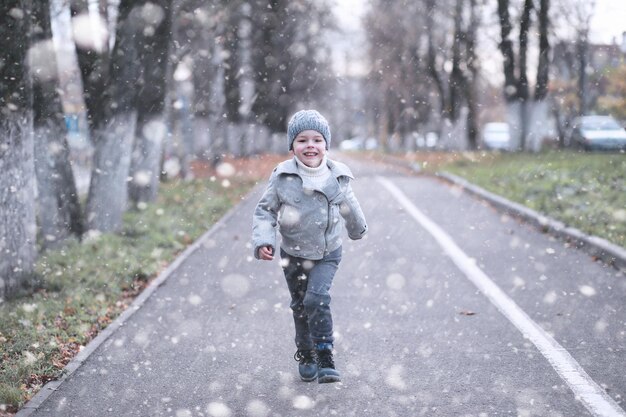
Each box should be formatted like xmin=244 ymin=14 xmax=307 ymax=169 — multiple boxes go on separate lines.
xmin=333 ymin=0 xmax=626 ymax=44
xmin=589 ymin=0 xmax=626 ymax=44
xmin=331 ymin=0 xmax=626 ymax=78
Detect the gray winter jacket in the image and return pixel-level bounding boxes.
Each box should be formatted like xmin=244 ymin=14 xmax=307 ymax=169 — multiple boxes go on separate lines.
xmin=252 ymin=158 xmax=368 ymax=260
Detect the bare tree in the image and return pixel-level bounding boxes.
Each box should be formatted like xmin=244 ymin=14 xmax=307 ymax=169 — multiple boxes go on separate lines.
xmin=31 ymin=0 xmax=83 ymax=248
xmin=1 ymin=1 xmax=37 ymax=299
xmin=496 ymin=0 xmax=551 ymax=151
xmin=250 ymin=0 xmax=335 ymax=133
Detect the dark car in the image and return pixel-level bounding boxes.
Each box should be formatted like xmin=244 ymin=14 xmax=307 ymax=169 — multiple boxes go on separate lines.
xmin=570 ymin=115 xmax=626 ymax=151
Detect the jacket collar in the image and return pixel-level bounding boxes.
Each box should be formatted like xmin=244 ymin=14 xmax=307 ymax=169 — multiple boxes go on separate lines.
xmin=275 ymin=157 xmax=354 ymax=180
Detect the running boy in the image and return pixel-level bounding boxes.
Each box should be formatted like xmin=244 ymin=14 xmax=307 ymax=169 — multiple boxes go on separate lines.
xmin=252 ymin=109 xmax=368 ymax=383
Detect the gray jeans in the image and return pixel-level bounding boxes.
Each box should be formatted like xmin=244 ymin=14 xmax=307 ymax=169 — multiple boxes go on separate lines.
xmin=280 ymin=246 xmax=342 ymax=350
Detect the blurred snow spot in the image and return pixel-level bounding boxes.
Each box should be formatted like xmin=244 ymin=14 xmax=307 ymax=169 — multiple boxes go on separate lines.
xmin=21 ymin=303 xmax=37 ymax=313
xmin=363 ymin=322 xmax=372 ymax=329
xmin=246 ymin=399 xmax=270 ymax=417
xmin=218 ymin=256 xmax=230 ymax=269
xmin=156 ymin=208 xmax=164 ymax=216
xmin=426 ymin=299 xmax=434 ymax=308
xmin=142 ymin=119 xmax=167 ymax=141
xmin=221 ymin=179 xmax=231 ymax=188
xmin=114 ymin=338 xmax=124 ymax=347
xmin=133 ymin=170 xmax=152 ymax=187
xmin=203 ymin=239 xmax=217 ymax=249
xmin=83 ymin=229 xmax=102 ymax=242
xmin=339 ymin=202 xmax=351 ymax=215
xmin=579 ymin=285 xmax=596 ymax=297
xmin=280 ymin=258 xmax=290 ymax=268
xmin=280 ymin=206 xmax=301 ymax=226
xmin=545 ymin=247 xmax=555 ymax=254
xmin=163 ymin=158 xmax=181 ymax=178
xmin=188 ymin=294 xmax=202 ymax=305
xmin=22 ymin=351 xmax=37 ymax=365
xmin=221 ymin=274 xmax=250 ymax=298
xmin=513 ymin=276 xmax=525 ymax=288
xmin=133 ymin=330 xmax=150 ymax=347
xmin=539 ymin=274 xmax=548 ymax=281
xmin=293 ymin=395 xmax=315 ymax=410
xmin=386 ymin=273 xmax=405 ymax=290
xmin=216 ymin=162 xmax=236 ymax=177
xmin=612 ymin=209 xmax=626 ymax=222
xmin=72 ymin=13 xmax=109 ymax=52
xmin=594 ymin=320 xmax=608 ymax=333
xmin=161 ymin=397 xmax=171 ymax=403
xmin=28 ymin=40 xmax=57 ymax=82
xmin=385 ymin=365 xmax=407 ymax=390
xmin=207 ymin=402 xmax=232 ymax=417
xmin=139 ymin=3 xmax=165 ymax=26
xmin=137 ymin=201 xmax=148 ymax=211
xmin=418 ymin=344 xmax=433 ymax=358
xmin=302 ymin=260 xmax=314 ymax=270
xmin=543 ymin=291 xmax=557 ymax=304
xmin=278 ymin=371 xmax=293 ymax=385
xmin=175 ymin=409 xmax=192 ymax=417
xmin=9 ymin=8 xmax=24 ymax=19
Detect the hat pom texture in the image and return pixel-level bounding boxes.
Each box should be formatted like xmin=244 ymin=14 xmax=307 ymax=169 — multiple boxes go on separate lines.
xmin=287 ymin=110 xmax=331 ymax=150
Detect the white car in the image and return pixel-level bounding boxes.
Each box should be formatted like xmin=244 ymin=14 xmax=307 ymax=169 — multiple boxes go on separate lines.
xmin=570 ymin=115 xmax=626 ymax=151
xmin=482 ymin=122 xmax=510 ymax=150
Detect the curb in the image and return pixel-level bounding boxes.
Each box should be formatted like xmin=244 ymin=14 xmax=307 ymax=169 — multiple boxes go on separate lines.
xmin=435 ymin=171 xmax=626 ymax=273
xmin=370 ymin=152 xmax=626 ymax=273
xmin=16 ymin=185 xmax=261 ymax=416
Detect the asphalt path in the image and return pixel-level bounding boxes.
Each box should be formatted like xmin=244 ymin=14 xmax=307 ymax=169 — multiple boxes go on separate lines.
xmin=22 ymin=155 xmax=626 ymax=416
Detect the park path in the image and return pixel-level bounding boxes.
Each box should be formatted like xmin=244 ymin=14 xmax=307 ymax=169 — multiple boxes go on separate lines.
xmin=20 ymin=154 xmax=625 ymax=417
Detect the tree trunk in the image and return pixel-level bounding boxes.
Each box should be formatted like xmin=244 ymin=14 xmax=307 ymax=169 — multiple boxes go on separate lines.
xmin=86 ymin=116 xmax=136 ymax=231
xmin=32 ymin=0 xmax=83 ymax=249
xmin=497 ymin=0 xmax=518 ymax=102
xmin=465 ymin=0 xmax=479 ymax=150
xmin=85 ymin=0 xmax=141 ymax=232
xmin=128 ymin=0 xmax=173 ymax=205
xmin=1 ymin=0 xmax=36 ymax=299
xmin=534 ymin=0 xmax=550 ymax=100
xmin=129 ymin=116 xmax=167 ymax=204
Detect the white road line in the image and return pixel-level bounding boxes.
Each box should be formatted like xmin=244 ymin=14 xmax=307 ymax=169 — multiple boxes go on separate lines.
xmin=377 ymin=176 xmax=625 ymax=417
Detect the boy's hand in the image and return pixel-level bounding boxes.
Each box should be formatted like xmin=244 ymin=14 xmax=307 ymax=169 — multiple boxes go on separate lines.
xmin=258 ymin=246 xmax=274 ymax=261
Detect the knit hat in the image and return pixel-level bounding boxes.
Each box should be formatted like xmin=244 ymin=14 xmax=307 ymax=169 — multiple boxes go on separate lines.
xmin=287 ymin=109 xmax=331 ymax=150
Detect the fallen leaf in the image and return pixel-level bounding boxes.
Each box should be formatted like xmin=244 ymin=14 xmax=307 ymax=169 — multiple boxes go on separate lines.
xmin=459 ymin=310 xmax=476 ymax=316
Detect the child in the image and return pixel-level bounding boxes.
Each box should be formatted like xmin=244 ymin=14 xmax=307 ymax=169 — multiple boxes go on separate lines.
xmin=252 ymin=109 xmax=368 ymax=383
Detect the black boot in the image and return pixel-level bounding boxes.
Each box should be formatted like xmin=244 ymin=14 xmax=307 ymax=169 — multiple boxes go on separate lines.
xmin=316 ymin=343 xmax=341 ymax=383
xmin=294 ymin=349 xmax=318 ymax=382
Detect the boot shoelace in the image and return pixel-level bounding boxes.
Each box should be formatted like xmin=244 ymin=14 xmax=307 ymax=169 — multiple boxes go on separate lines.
xmin=294 ymin=349 xmax=316 ymax=364
xmin=316 ymin=349 xmax=335 ymax=369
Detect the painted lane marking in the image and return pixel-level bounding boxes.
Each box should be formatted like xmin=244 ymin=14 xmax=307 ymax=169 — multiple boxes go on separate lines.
xmin=377 ymin=176 xmax=625 ymax=417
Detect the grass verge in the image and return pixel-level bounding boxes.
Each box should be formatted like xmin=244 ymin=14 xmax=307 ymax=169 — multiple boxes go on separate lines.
xmin=437 ymin=150 xmax=626 ymax=248
xmin=0 ymin=170 xmax=263 ymax=414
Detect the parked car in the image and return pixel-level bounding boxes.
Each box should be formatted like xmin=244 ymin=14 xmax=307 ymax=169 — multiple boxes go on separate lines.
xmin=481 ymin=122 xmax=510 ymax=150
xmin=339 ymin=138 xmax=364 ymax=151
xmin=569 ymin=115 xmax=626 ymax=151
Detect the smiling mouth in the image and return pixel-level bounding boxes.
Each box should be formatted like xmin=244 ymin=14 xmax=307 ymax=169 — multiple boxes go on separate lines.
xmin=303 ymin=152 xmax=318 ymax=157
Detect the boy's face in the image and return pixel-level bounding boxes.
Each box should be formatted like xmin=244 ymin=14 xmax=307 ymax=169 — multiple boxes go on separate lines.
xmin=292 ymin=129 xmax=326 ymax=168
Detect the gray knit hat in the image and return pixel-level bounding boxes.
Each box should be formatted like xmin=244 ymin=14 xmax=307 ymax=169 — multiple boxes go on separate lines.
xmin=287 ymin=109 xmax=331 ymax=150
